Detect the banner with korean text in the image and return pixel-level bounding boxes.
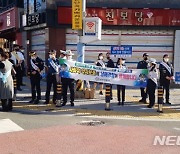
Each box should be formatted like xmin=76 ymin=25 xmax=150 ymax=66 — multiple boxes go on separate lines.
xmin=59 ymin=59 xmax=148 ymax=88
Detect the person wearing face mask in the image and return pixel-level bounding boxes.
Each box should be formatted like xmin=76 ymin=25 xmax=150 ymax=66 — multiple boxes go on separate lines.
xmin=61 ymin=50 xmax=75 ymax=107
xmin=159 ymin=54 xmax=174 ymax=105
xmin=116 ymin=58 xmax=126 ymax=106
xmin=137 ymin=53 xmax=149 ymax=103
xmin=93 ymin=53 xmax=105 ymax=95
xmin=28 ymin=51 xmax=44 ymax=104
xmin=0 ymin=49 xmax=15 ymax=111
xmin=106 ymin=52 xmax=115 ymax=99
xmin=44 ymin=50 xmax=59 ymax=104
xmin=19 ymin=46 xmax=26 ymax=86
xmin=10 ymin=45 xmax=25 ymax=91
xmin=147 ymin=58 xmax=158 ymax=108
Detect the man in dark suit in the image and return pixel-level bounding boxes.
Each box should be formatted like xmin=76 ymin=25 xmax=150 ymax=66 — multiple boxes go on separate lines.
xmin=106 ymin=52 xmax=115 ymax=99
xmin=28 ymin=51 xmax=44 ymax=104
xmin=159 ymin=54 xmax=174 ymax=105
xmin=137 ymin=53 xmax=149 ymax=103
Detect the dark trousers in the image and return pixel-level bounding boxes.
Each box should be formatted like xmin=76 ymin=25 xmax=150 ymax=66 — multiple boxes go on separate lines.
xmin=30 ymin=75 xmax=41 ymax=100
xmin=45 ymin=74 xmax=57 ymax=102
xmin=62 ymin=78 xmax=75 ymax=103
xmin=1 ymin=99 xmax=13 ymax=111
xmin=140 ymin=87 xmax=147 ymax=101
xmin=117 ymin=85 xmax=125 ymax=103
xmin=15 ymin=66 xmax=22 ymax=88
xmin=147 ymin=79 xmax=156 ymax=107
xmin=162 ymin=83 xmax=170 ymax=103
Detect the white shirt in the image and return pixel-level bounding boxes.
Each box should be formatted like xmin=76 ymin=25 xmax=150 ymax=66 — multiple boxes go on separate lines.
xmin=10 ymin=51 xmax=24 ymax=65
xmin=148 ymin=67 xmax=158 ymax=85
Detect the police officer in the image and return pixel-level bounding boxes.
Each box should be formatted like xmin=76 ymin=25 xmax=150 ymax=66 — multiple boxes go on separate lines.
xmin=44 ymin=50 xmax=59 ymax=104
xmin=147 ymin=58 xmax=158 ymax=108
xmin=61 ymin=50 xmax=75 ymax=107
xmin=116 ymin=58 xmax=126 ymax=106
xmin=106 ymin=52 xmax=115 ymax=99
xmin=159 ymin=54 xmax=174 ymax=105
xmin=28 ymin=51 xmax=44 ymax=104
xmin=137 ymin=53 xmax=149 ymax=103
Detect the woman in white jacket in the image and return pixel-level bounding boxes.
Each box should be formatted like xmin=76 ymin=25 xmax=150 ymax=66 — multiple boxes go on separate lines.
xmin=147 ymin=58 xmax=158 ymax=108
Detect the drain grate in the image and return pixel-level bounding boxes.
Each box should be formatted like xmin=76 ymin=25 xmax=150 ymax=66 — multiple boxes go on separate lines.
xmin=77 ymin=120 xmax=105 ymax=126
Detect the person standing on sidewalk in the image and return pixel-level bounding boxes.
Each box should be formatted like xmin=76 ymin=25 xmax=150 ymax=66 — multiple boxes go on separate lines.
xmin=93 ymin=53 xmax=106 ymax=95
xmin=44 ymin=50 xmax=59 ymax=104
xmin=116 ymin=58 xmax=126 ymax=106
xmin=61 ymin=50 xmax=75 ymax=107
xmin=28 ymin=51 xmax=44 ymax=104
xmin=106 ymin=52 xmax=115 ymax=99
xmin=159 ymin=54 xmax=174 ymax=105
xmin=137 ymin=53 xmax=149 ymax=103
xmin=10 ymin=45 xmax=25 ymax=91
xmin=0 ymin=49 xmax=15 ymax=111
xmin=147 ymin=58 xmax=158 ymax=108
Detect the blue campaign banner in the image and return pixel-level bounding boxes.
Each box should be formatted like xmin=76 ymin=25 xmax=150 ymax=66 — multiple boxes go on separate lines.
xmin=59 ymin=59 xmax=148 ymax=88
xmin=111 ymin=45 xmax=132 ymax=57
xmin=175 ymin=72 xmax=180 ymax=82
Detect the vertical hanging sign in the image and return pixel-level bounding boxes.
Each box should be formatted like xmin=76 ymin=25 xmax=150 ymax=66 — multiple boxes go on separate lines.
xmin=72 ymin=0 xmax=82 ymax=30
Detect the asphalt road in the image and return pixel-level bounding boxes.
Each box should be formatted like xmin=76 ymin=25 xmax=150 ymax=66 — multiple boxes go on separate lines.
xmin=0 ymin=77 xmax=180 ymax=153
xmin=0 ymin=109 xmax=180 ymax=153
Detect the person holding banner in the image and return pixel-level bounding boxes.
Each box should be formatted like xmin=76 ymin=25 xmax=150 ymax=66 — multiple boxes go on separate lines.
xmin=61 ymin=50 xmax=75 ymax=107
xmin=28 ymin=51 xmax=44 ymax=104
xmin=159 ymin=54 xmax=174 ymax=105
xmin=147 ymin=58 xmax=158 ymax=108
xmin=44 ymin=50 xmax=59 ymax=104
xmin=106 ymin=52 xmax=115 ymax=99
xmin=137 ymin=53 xmax=149 ymax=103
xmin=116 ymin=58 xmax=126 ymax=106
xmin=93 ymin=53 xmax=106 ymax=95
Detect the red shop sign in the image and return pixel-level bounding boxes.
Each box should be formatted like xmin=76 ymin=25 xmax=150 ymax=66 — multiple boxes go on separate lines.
xmin=0 ymin=7 xmax=18 ymax=32
xmin=58 ymin=7 xmax=180 ymax=26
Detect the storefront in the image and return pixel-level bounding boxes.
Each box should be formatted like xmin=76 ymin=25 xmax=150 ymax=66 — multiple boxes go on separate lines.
xmin=22 ymin=0 xmax=66 ymax=60
xmin=0 ymin=7 xmax=21 ymax=50
xmin=58 ymin=7 xmax=180 ymax=69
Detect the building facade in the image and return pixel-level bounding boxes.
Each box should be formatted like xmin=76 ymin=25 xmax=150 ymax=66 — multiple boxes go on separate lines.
xmin=57 ymin=0 xmax=180 ymax=82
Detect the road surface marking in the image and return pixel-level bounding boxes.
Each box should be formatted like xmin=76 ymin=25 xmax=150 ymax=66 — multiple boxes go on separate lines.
xmin=0 ymin=119 xmax=24 ymax=134
xmin=173 ymin=127 xmax=180 ymax=131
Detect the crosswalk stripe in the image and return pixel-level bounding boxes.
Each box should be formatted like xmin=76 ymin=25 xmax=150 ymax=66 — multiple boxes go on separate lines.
xmin=0 ymin=119 xmax=24 ymax=134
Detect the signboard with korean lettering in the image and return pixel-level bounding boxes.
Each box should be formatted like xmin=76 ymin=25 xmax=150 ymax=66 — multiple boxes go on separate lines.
xmin=0 ymin=7 xmax=18 ymax=32
xmin=25 ymin=12 xmax=46 ymax=27
xmin=111 ymin=45 xmax=132 ymax=57
xmin=58 ymin=7 xmax=180 ymax=26
xmin=72 ymin=0 xmax=82 ymax=30
xmin=175 ymin=72 xmax=180 ymax=83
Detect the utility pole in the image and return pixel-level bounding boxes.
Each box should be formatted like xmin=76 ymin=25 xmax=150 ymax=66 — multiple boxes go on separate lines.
xmin=77 ymin=0 xmax=86 ymax=63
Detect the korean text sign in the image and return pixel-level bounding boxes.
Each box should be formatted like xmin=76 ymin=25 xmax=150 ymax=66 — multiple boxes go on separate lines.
xmin=59 ymin=59 xmax=148 ymax=88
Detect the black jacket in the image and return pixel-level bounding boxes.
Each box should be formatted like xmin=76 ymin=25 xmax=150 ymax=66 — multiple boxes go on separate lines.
xmin=107 ymin=59 xmax=115 ymax=68
xmin=159 ymin=62 xmax=173 ymax=84
xmin=28 ymin=57 xmax=44 ymax=76
xmin=137 ymin=60 xmax=148 ymax=69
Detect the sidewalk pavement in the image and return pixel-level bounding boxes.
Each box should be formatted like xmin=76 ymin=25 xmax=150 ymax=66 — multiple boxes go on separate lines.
xmin=12 ymin=77 xmax=180 ymax=120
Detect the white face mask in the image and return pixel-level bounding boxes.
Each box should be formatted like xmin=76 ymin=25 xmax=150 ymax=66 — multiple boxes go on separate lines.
xmin=164 ymin=58 xmax=169 ymax=62
xmin=31 ymin=56 xmax=36 ymax=60
xmin=49 ymin=55 xmax=53 ymax=59
xmin=99 ymin=56 xmax=103 ymax=60
xmin=122 ymin=60 xmax=125 ymax=64
xmin=67 ymin=55 xmax=72 ymax=60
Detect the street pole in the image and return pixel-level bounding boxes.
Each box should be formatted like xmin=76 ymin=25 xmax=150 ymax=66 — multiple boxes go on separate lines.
xmin=77 ymin=0 xmax=86 ymax=63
